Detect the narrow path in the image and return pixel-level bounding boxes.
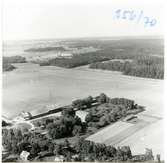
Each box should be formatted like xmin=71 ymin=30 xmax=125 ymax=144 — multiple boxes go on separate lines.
xmin=140 ymin=113 xmax=162 ymax=120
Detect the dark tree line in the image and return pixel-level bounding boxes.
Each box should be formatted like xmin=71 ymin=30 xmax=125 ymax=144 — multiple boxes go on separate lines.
xmin=3 ymin=128 xmax=154 ymax=162
xmin=3 ymin=62 xmax=16 ymax=72
xmin=89 ymin=56 xmax=164 ymax=79
xmin=2 ymin=128 xmax=131 ymax=161
xmin=74 ymin=138 xmax=132 ymax=161
xmin=39 ymin=54 xmax=109 ymax=68
xmin=24 ymin=46 xmax=66 ymax=52
xmin=67 ymin=38 xmax=163 ymax=59
xmin=3 ymin=56 xmax=26 ymax=64
xmin=3 ymin=56 xmax=26 ymax=72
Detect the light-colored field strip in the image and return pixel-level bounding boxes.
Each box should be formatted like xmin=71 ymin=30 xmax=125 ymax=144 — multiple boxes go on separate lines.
xmin=116 ymin=119 xmax=163 ymax=158
xmin=107 ymin=121 xmax=149 ymax=146
xmin=86 ymin=113 xmax=163 ymax=158
xmin=138 ymin=113 xmax=162 ymax=122
xmin=87 ymin=121 xmax=133 ymax=143
xmin=87 ymin=114 xmax=161 ymax=147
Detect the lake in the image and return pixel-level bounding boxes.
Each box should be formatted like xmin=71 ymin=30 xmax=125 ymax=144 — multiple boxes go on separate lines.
xmin=3 ymin=63 xmax=163 ymax=118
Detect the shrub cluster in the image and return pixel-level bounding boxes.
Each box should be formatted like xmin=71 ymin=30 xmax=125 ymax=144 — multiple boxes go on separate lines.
xmin=46 ymin=108 xmax=87 ymax=139
xmin=85 ymin=93 xmax=143 ymax=128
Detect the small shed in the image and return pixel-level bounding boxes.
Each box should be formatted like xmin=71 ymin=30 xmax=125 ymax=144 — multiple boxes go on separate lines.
xmin=19 ymin=111 xmax=32 ymax=120
xmin=20 ymin=150 xmax=30 ymax=161
xmin=54 ymin=155 xmax=65 ymax=162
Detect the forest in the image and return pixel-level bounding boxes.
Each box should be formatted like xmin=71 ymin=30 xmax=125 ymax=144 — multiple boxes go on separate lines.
xmin=3 ymin=56 xmax=26 ymax=72
xmin=24 ymin=46 xmax=66 ymax=52
xmin=39 ymin=53 xmax=109 ymax=68
xmin=37 ymin=38 xmax=164 ymax=79
xmin=3 ymin=62 xmax=16 ymax=72
xmin=89 ymin=56 xmax=164 ymax=79
xmin=3 ymin=56 xmax=26 ymax=64
xmin=2 ymin=127 xmax=154 ymax=162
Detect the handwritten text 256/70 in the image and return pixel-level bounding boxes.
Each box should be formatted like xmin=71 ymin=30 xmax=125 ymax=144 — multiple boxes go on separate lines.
xmin=114 ymin=9 xmax=157 ymax=27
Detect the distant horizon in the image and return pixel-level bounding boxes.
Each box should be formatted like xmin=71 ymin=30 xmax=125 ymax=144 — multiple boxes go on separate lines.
xmin=3 ymin=34 xmax=164 ymax=42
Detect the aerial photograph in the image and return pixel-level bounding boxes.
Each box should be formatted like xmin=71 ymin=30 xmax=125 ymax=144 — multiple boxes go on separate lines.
xmin=2 ymin=0 xmax=164 ymax=162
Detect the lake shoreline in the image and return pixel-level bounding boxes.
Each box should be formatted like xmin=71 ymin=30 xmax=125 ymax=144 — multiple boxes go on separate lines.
xmin=3 ymin=62 xmax=163 ymax=119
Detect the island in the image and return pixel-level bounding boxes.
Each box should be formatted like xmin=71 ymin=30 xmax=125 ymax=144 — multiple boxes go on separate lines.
xmin=3 ymin=93 xmax=159 ymax=162
xmin=3 ymin=56 xmax=26 ymax=72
